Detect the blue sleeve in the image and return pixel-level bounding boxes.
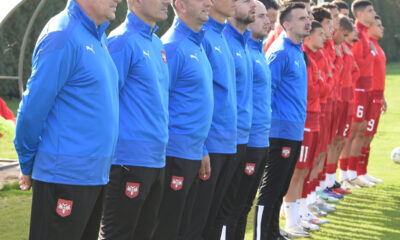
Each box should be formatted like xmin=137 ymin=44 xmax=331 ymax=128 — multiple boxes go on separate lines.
xmin=267 ymin=51 xmax=286 ymax=97
xmin=14 ymin=33 xmax=76 ymax=175
xmin=165 ymin=45 xmax=183 ymax=90
xmin=203 ymin=144 xmax=208 ymax=156
xmin=108 ymin=36 xmax=132 ymax=90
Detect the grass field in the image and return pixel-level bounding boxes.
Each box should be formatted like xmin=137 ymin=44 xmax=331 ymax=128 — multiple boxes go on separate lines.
xmin=1 ymin=63 xmax=399 ymax=240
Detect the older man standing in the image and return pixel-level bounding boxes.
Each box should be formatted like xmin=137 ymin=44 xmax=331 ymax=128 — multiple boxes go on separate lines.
xmin=14 ymin=0 xmax=121 ymax=239
xmin=99 ymin=0 xmax=171 ymax=239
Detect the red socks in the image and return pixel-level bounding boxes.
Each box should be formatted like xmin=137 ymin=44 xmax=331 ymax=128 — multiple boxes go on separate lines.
xmin=348 ymin=156 xmax=359 ymax=171
xmin=339 ymin=158 xmax=349 ymax=171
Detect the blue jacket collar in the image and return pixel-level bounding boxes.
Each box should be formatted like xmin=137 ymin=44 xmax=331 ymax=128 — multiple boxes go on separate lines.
xmin=283 ymin=37 xmax=303 ymax=50
xmin=248 ymin=37 xmax=264 ymax=52
xmin=67 ymin=0 xmax=109 ymax=40
xmin=206 ymin=16 xmax=226 ymax=34
xmin=173 ymin=17 xmax=205 ymax=46
xmin=225 ymin=21 xmax=251 ymax=47
xmin=126 ymin=11 xmax=158 ymax=40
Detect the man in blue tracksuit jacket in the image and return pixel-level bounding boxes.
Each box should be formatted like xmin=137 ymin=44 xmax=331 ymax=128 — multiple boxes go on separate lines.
xmin=224 ymin=1 xmax=272 ymax=239
xmin=203 ymin=0 xmax=256 ymax=239
xmin=253 ymin=3 xmax=311 ymax=240
xmin=180 ymin=1 xmax=237 ymax=239
xmin=13 ymin=0 xmax=120 ymax=239
xmin=99 ymin=0 xmax=170 ymax=239
xmin=151 ymin=0 xmax=213 ymax=239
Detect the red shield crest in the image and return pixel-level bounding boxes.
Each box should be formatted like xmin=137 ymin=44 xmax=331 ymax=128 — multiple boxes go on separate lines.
xmin=56 ymin=199 xmax=73 ymax=217
xmin=171 ymin=176 xmax=184 ymax=191
xmin=125 ymin=182 xmax=140 ymax=198
xmin=161 ymin=50 xmax=167 ymax=64
xmin=282 ymin=147 xmax=291 ymax=158
xmin=244 ymin=163 xmax=256 ymax=176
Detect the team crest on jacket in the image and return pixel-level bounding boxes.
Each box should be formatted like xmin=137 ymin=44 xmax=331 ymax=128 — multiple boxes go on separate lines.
xmin=125 ymin=182 xmax=140 ymax=198
xmin=245 ymin=163 xmax=256 ymax=176
xmin=56 ymin=199 xmax=73 ymax=217
xmin=171 ymin=176 xmax=184 ymax=191
xmin=161 ymin=50 xmax=167 ymax=64
xmin=282 ymin=147 xmax=291 ymax=158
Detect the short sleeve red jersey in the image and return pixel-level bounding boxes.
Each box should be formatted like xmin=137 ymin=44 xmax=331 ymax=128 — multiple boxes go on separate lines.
xmin=352 ymin=21 xmax=375 ymax=90
xmin=264 ymin=24 xmax=284 ymax=52
xmin=371 ymin=38 xmax=386 ymax=91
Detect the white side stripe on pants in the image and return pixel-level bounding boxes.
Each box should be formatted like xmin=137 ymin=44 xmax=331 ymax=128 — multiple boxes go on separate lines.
xmin=220 ymin=225 xmax=226 ymax=240
xmin=256 ymin=205 xmax=264 ymax=240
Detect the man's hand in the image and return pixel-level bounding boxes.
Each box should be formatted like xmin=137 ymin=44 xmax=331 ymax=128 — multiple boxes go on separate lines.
xmin=382 ymin=96 xmax=387 ymax=114
xmin=199 ymin=155 xmax=211 ymax=180
xmin=19 ymin=173 xmax=32 ymax=191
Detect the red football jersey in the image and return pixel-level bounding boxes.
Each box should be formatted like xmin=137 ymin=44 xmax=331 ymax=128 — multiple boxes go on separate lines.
xmin=264 ymin=24 xmax=284 ymax=53
xmin=371 ymin=38 xmax=386 ymax=91
xmin=352 ymin=21 xmax=375 ymax=90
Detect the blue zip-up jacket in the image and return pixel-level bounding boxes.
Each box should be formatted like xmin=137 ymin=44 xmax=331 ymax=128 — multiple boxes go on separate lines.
xmin=202 ymin=17 xmax=237 ymax=155
xmin=162 ymin=17 xmax=213 ymax=160
xmin=108 ymin=13 xmax=169 ymax=168
xmin=14 ymin=0 xmax=119 ymax=185
xmin=223 ymin=22 xmax=253 ymax=145
xmin=266 ymin=37 xmax=307 ymax=141
xmin=248 ymin=37 xmax=272 ymax=148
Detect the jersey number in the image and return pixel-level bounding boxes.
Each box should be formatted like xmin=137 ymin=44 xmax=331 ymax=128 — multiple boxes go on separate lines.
xmin=356 ymin=105 xmax=364 ymax=119
xmin=367 ymin=119 xmax=375 ymax=132
xmin=299 ymin=146 xmax=309 ymax=163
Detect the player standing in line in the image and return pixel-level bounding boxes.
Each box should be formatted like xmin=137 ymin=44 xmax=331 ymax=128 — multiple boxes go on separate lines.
xmin=338 ymin=23 xmax=362 ymax=189
xmin=14 ymin=0 xmax=121 ymax=239
xmin=346 ymin=0 xmax=377 ymax=187
xmin=203 ymin=1 xmax=256 ymax=239
xmin=99 ymin=0 xmax=171 ymax=239
xmin=357 ymin=15 xmax=386 ymax=183
xmin=303 ymin=15 xmax=336 ymax=225
xmin=253 ymin=3 xmax=311 ymax=239
xmin=333 ymin=0 xmax=350 ymax=17
xmin=318 ymin=2 xmax=348 ymax=199
xmin=222 ymin=1 xmax=272 ymax=239
xmin=264 ymin=0 xmax=313 ymax=53
xmin=324 ymin=15 xmax=355 ymax=196
xmin=181 ymin=0 xmax=238 ymax=239
xmin=282 ymin=20 xmax=330 ymax=238
xmin=309 ymin=6 xmax=338 ymax=206
xmin=151 ymin=0 xmax=214 ymax=239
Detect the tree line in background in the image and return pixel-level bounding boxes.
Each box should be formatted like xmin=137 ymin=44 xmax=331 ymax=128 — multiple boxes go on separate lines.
xmin=0 ymin=0 xmax=399 ymax=98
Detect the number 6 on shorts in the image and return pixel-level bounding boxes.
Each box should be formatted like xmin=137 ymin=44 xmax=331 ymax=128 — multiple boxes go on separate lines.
xmin=356 ymin=105 xmax=364 ymax=119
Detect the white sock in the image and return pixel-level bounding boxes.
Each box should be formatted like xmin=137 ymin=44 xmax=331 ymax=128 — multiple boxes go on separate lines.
xmin=306 ymin=194 xmax=311 ymax=205
xmin=316 ymin=186 xmax=321 ymax=192
xmin=299 ymin=198 xmax=307 ymax=218
xmin=284 ymin=201 xmax=298 ymax=229
xmin=311 ymin=191 xmax=317 ymax=204
xmin=321 ymin=180 xmax=326 ymax=189
xmin=348 ymin=170 xmax=357 ymax=180
xmin=339 ymin=170 xmax=348 ymax=182
xmin=326 ymin=173 xmax=335 ymax=188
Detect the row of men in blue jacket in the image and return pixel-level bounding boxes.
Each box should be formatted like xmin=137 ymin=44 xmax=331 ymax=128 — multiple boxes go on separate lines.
xmin=13 ymin=0 xmax=307 ymax=239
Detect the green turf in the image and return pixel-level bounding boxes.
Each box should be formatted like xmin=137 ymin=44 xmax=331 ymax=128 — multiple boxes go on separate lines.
xmin=0 ymin=63 xmax=399 ymax=240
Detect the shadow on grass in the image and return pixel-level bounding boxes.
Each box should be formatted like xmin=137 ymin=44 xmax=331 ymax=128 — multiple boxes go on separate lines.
xmin=311 ymin=183 xmax=400 ymax=240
